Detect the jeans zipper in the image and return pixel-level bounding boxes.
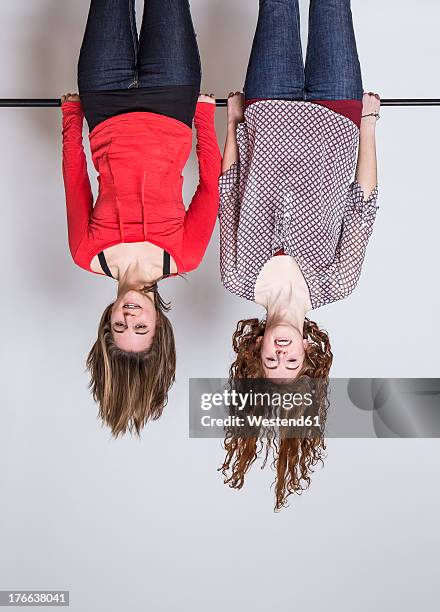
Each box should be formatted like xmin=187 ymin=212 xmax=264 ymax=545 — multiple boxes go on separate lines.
xmin=129 ymin=68 xmax=139 ymax=89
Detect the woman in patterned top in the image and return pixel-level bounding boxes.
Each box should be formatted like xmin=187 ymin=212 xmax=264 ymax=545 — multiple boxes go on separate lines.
xmin=218 ymin=0 xmax=380 ymax=509
xmin=219 ymin=0 xmax=380 ymax=382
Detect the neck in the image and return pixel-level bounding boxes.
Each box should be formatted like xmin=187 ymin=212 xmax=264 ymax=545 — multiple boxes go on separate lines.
xmin=263 ymin=284 xmax=307 ymax=332
xmin=116 ymin=259 xmax=161 ymax=297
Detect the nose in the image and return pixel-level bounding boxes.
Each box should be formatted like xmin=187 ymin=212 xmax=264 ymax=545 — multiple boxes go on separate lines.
xmin=124 ymin=310 xmax=139 ymax=320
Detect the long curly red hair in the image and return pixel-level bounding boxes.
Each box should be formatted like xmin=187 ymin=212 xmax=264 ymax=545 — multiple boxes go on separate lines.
xmin=219 ymin=317 xmax=333 ymax=511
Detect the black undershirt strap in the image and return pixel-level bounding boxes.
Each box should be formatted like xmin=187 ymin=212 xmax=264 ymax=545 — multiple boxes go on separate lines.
xmin=98 ymin=250 xmax=172 ymax=278
xmin=163 ymin=250 xmax=171 ymax=276
xmin=98 ymin=252 xmax=114 ymax=278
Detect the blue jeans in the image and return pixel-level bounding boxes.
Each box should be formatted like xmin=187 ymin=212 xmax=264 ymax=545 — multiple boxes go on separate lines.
xmin=244 ymin=0 xmax=364 ymax=101
xmin=77 ymin=0 xmax=201 ymax=92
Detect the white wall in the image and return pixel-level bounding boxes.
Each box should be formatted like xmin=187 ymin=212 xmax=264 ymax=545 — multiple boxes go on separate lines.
xmin=0 ymin=1 xmax=439 ymax=610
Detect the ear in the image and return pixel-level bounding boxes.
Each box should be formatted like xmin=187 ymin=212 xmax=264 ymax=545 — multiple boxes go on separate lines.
xmin=256 ymin=336 xmax=262 ymax=347
xmin=303 ymin=339 xmax=309 ymax=351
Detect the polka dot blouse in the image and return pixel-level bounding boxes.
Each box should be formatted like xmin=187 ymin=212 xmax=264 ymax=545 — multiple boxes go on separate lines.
xmin=218 ymin=100 xmax=379 ymax=310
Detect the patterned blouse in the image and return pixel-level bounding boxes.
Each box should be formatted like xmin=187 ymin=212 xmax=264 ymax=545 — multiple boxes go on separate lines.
xmin=218 ymin=100 xmax=379 ymax=310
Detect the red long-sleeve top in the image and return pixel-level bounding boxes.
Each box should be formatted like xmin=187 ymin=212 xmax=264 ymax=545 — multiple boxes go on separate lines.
xmin=62 ymin=101 xmax=222 ymax=274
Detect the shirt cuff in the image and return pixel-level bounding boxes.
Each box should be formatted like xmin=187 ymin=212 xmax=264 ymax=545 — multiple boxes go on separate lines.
xmin=61 ymin=100 xmax=84 ymax=116
xmin=349 ymin=180 xmax=379 ymax=209
xmin=219 ymin=161 xmax=240 ymax=194
xmin=194 ymin=101 xmax=216 ymax=122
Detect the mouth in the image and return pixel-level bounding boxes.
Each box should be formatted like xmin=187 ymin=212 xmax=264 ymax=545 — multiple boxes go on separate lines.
xmin=123 ymin=303 xmax=142 ymax=310
xmin=275 ymin=338 xmax=292 ymax=347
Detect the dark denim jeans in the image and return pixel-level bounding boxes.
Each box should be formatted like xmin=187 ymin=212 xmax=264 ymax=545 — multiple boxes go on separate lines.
xmin=77 ymin=0 xmax=201 ymax=93
xmin=244 ymin=0 xmax=364 ymax=101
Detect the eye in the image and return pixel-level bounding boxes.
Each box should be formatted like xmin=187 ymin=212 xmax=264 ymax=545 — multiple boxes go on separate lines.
xmin=288 ymin=359 xmax=297 ymax=363
xmin=266 ymin=357 xmax=277 ymax=362
xmin=114 ymin=322 xmax=125 ymax=327
xmin=135 ymin=324 xmax=147 ymax=330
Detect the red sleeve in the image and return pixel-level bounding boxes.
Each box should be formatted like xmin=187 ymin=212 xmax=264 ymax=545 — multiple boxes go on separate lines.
xmin=182 ymin=102 xmax=222 ymax=271
xmin=62 ymin=101 xmax=93 ymax=266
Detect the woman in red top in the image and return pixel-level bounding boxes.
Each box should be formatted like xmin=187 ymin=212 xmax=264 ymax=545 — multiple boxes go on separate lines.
xmin=61 ymin=0 xmax=222 ymax=437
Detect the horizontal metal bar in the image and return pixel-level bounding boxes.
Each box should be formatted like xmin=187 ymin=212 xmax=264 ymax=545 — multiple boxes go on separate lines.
xmin=0 ymin=99 xmax=63 ymax=107
xmin=1 ymin=98 xmax=440 ymax=108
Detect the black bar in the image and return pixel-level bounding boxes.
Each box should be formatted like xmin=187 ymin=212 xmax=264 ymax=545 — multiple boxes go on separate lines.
xmin=0 ymin=99 xmax=63 ymax=107
xmin=0 ymin=98 xmax=440 ymax=108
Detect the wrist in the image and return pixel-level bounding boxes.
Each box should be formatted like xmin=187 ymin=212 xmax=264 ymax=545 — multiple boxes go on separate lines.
xmin=61 ymin=103 xmax=84 ymax=121
xmin=62 ymin=100 xmax=82 ymax=112
xmin=361 ymin=113 xmax=378 ymax=125
xmin=360 ymin=117 xmax=377 ymax=132
xmin=196 ymin=100 xmax=215 ymax=111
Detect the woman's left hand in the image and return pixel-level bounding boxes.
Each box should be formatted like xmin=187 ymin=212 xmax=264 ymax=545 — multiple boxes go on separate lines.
xmin=361 ymin=91 xmax=381 ymax=126
xmin=198 ymin=93 xmax=216 ymax=104
xmin=61 ymin=92 xmax=80 ymax=104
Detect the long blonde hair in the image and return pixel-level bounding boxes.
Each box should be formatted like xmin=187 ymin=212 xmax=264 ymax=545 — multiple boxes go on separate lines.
xmin=86 ymin=286 xmax=176 ymax=437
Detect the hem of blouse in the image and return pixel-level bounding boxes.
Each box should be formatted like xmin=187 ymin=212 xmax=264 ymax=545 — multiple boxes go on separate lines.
xmin=244 ymin=99 xmax=361 ymax=130
xmin=88 ymin=111 xmax=193 ymax=140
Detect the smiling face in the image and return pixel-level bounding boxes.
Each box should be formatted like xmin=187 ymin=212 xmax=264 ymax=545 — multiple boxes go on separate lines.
xmin=110 ymin=290 xmax=157 ymax=353
xmin=259 ymin=323 xmax=308 ymax=380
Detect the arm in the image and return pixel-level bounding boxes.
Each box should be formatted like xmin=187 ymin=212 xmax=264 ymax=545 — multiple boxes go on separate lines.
xmin=316 ymin=178 xmax=379 ymax=306
xmin=354 ymin=92 xmax=380 ymax=201
xmin=61 ymin=100 xmax=94 ymax=261
xmin=314 ymin=94 xmax=381 ymax=306
xmin=219 ymin=92 xmax=256 ymax=295
xmin=354 ymin=116 xmax=378 ymax=201
xmin=182 ymin=101 xmax=222 ymax=269
xmin=222 ymin=92 xmax=244 ymax=174
xmin=222 ymin=121 xmax=239 ymax=174
xmin=218 ymin=159 xmax=241 ymax=288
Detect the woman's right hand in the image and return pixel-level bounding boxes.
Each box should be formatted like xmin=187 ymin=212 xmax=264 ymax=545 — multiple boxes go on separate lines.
xmin=61 ymin=92 xmax=80 ymax=104
xmin=227 ymin=91 xmax=245 ymax=125
xmin=361 ymin=91 xmax=381 ymax=126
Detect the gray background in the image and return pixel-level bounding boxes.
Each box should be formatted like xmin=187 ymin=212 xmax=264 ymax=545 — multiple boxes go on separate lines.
xmin=0 ymin=1 xmax=439 ymax=610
